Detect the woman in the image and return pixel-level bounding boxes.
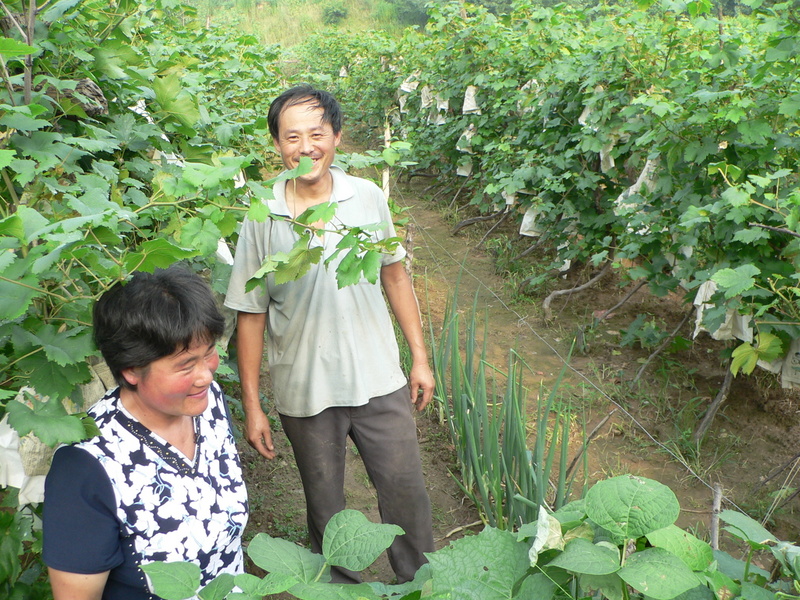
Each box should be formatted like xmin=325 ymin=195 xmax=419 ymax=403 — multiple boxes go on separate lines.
xmin=43 ymin=265 xmax=248 ymax=600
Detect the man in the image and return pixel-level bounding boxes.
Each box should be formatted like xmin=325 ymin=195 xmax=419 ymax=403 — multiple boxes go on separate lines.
xmin=224 ymin=85 xmax=435 ymax=584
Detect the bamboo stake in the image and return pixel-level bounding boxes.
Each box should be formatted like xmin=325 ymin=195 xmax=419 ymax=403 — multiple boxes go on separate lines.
xmin=710 ymin=483 xmax=722 ymax=550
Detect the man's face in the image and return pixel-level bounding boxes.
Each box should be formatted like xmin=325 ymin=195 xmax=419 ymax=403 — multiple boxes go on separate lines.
xmin=273 ymin=101 xmax=341 ymax=187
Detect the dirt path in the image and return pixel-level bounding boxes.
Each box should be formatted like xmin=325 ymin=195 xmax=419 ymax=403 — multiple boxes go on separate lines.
xmin=238 ymin=177 xmax=800 ymax=587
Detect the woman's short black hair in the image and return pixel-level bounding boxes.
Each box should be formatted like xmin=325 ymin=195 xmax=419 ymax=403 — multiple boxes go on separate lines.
xmin=93 ymin=265 xmax=225 ymax=390
xmin=267 ymin=85 xmax=342 ymax=139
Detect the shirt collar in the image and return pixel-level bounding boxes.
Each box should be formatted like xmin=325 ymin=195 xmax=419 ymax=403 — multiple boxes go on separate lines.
xmin=268 ymin=165 xmax=353 ymax=216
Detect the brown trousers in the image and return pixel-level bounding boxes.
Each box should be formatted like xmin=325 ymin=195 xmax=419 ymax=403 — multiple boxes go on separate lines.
xmin=280 ymin=386 xmax=434 ymax=584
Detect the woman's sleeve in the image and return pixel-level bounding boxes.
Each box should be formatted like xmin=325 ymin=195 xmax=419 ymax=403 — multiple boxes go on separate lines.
xmin=42 ymin=445 xmax=124 ymax=574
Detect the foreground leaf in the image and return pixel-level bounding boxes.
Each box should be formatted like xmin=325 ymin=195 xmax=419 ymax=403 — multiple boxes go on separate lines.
xmin=247 ymin=533 xmax=326 ymax=584
xmin=322 ymin=509 xmax=403 ymax=572
xmin=233 ymin=572 xmax=296 ymax=597
xmin=427 ymin=527 xmax=530 ymax=600
xmin=548 ymin=538 xmax=620 ymax=575
xmin=646 ymin=524 xmax=714 ymax=571
xmin=141 ymin=561 xmax=201 ymax=600
xmin=711 ymin=265 xmax=761 ymax=299
xmin=720 ymin=510 xmax=777 ymax=547
xmin=585 ymin=475 xmax=680 ymax=539
xmin=198 ymin=572 xmax=234 ymax=600
xmin=618 ymin=547 xmax=701 ymax=600
xmin=289 ymin=581 xmax=382 ymax=600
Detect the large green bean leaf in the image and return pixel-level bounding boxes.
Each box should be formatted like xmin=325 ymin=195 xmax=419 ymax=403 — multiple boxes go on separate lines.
xmin=585 ymin=475 xmax=679 ymax=539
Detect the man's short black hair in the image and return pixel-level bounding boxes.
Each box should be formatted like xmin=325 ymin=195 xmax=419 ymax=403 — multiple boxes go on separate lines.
xmin=93 ymin=265 xmax=225 ymax=390
xmin=267 ymin=85 xmax=342 ymax=139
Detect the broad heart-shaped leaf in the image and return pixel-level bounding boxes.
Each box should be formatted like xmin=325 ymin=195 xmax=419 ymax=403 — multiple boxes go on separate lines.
xmin=740 ymin=582 xmax=777 ymax=600
xmin=719 ymin=510 xmax=777 ymax=547
xmin=548 ymin=537 xmax=620 ymax=575
xmin=705 ymin=565 xmax=742 ymax=599
xmin=713 ymin=548 xmax=770 ymax=583
xmin=197 ymin=572 xmax=234 ymax=600
xmin=427 ymin=526 xmax=530 ymax=600
xmin=771 ymin=541 xmax=800 ymax=581
xmin=288 ymin=581 xmax=382 ymax=600
xmin=667 ymin=584 xmax=716 ymax=600
xmin=646 ymin=525 xmax=713 ymax=571
xmin=246 ymin=533 xmax=326 ymax=584
xmin=322 ymin=509 xmax=403 ymax=572
xmin=710 ymin=265 xmax=761 ymax=299
xmin=140 ymin=561 xmax=201 ymax=600
xmin=618 ymin=547 xmax=702 ymax=600
xmin=580 ymin=573 xmax=625 ymax=600
xmin=517 ymin=572 xmax=557 ymax=600
xmin=233 ymin=572 xmax=296 ymax=597
xmin=585 ymin=475 xmax=680 ymax=540
xmin=5 ymin=396 xmax=89 ymax=447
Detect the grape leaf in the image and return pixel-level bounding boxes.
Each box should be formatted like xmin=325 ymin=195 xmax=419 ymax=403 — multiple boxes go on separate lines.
xmin=5 ymin=396 xmax=89 ymax=447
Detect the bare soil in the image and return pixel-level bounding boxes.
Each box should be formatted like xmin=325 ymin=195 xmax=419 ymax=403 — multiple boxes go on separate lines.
xmin=234 ymin=178 xmax=800 ymax=586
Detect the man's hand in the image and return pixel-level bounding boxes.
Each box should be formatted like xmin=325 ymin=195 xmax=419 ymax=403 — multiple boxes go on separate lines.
xmin=245 ymin=408 xmax=276 ymax=459
xmin=409 ymin=362 xmax=435 ymax=411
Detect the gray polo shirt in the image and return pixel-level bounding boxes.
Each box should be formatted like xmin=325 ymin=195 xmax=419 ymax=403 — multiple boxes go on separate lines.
xmin=224 ymin=167 xmax=408 ymax=417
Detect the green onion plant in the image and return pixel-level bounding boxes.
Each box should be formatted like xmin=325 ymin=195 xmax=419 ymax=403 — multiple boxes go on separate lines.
xmin=430 ymin=291 xmax=585 ymax=529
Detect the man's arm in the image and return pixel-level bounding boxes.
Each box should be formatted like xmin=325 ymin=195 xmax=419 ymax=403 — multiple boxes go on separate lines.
xmin=380 ymin=260 xmax=434 ymax=411
xmin=49 ymin=568 xmax=108 ymax=600
xmin=235 ymin=311 xmax=275 ymax=459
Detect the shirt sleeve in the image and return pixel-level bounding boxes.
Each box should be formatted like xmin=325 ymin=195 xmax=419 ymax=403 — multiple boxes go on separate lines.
xmin=43 ymin=445 xmax=124 ymax=574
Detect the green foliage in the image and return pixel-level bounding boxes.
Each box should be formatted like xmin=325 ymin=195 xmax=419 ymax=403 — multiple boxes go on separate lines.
xmin=149 ymin=476 xmax=800 ymax=600
xmin=286 ymin=0 xmax=800 ymax=377
xmin=0 ymin=1 xmax=409 ymax=597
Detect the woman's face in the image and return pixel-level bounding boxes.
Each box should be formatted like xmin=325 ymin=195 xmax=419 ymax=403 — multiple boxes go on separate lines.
xmin=122 ymin=337 xmax=220 ymax=420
